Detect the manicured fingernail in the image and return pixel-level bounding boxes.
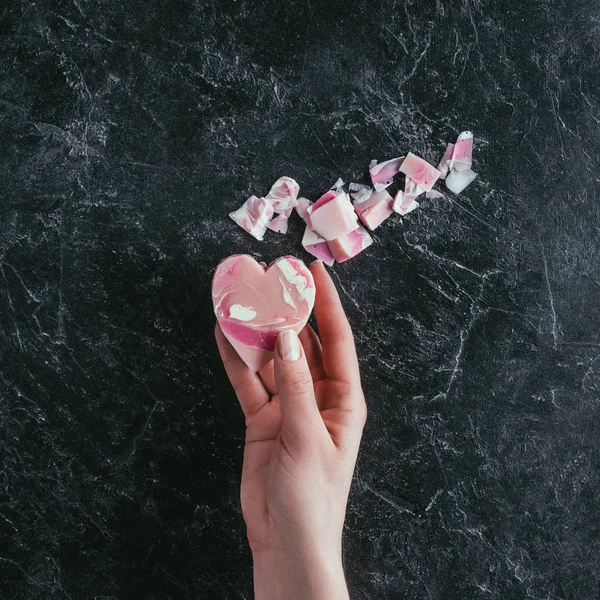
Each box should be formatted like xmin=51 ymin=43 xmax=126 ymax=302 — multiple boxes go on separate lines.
xmin=279 ymin=330 xmax=300 ymax=361
xmin=310 ymin=260 xmax=323 ymax=267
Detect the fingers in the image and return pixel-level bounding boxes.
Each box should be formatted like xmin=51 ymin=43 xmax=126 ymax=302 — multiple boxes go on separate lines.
xmin=274 ymin=330 xmax=327 ymax=443
xmin=310 ymin=261 xmax=361 ymax=387
xmin=298 ymin=325 xmax=326 ymax=382
xmin=214 ymin=324 xmax=269 ymax=417
xmin=257 ymin=361 xmax=277 ymax=396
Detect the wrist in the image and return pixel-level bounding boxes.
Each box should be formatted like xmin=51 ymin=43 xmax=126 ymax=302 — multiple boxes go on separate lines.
xmin=252 ymin=546 xmax=348 ymax=600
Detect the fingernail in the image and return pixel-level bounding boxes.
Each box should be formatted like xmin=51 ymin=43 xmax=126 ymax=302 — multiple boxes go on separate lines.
xmin=310 ymin=260 xmax=323 ymax=267
xmin=279 ymin=330 xmax=300 ymax=361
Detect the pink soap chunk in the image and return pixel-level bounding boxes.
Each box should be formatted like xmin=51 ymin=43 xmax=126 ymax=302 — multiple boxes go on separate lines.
xmin=308 ymin=192 xmax=359 ymax=241
xmin=212 ymin=254 xmax=315 ymax=371
xmin=369 ymin=156 xmax=405 ymax=191
xmin=265 ymin=176 xmax=300 ymax=216
xmin=229 ymin=196 xmax=274 ymax=241
xmin=392 ymin=191 xmax=420 ymax=215
xmin=437 ymin=143 xmax=455 ymax=179
xmin=266 ymin=214 xmax=289 ymax=234
xmin=311 ymin=190 xmax=338 ymax=211
xmin=450 ymin=131 xmax=473 ymax=172
xmin=302 ymin=226 xmax=335 ymax=266
xmin=327 ymin=225 xmax=373 ymax=263
xmin=399 ymin=153 xmax=442 ymax=192
xmin=354 ymin=189 xmax=394 ymax=230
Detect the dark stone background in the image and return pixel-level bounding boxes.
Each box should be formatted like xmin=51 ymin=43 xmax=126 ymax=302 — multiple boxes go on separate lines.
xmin=1 ymin=1 xmax=599 ymax=598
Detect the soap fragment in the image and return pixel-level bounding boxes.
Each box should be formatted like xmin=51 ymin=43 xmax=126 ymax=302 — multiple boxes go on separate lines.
xmin=392 ymin=191 xmax=419 ymax=215
xmin=308 ymin=191 xmax=359 ymax=240
xmin=328 ymin=225 xmax=373 ymax=262
xmin=370 ymin=156 xmax=405 ymax=191
xmin=230 ymin=196 xmax=274 ymax=241
xmin=354 ymin=189 xmax=394 ymax=230
xmin=399 ymin=153 xmax=441 ymax=192
xmin=446 ymin=168 xmax=477 ymax=194
xmin=212 ymin=254 xmax=315 ymax=372
xmin=437 ymin=143 xmax=455 ymax=179
xmin=302 ymin=226 xmax=335 ymax=266
xmin=266 ymin=214 xmax=289 ymax=234
xmin=330 ymin=178 xmax=345 ymax=190
xmin=265 ymin=176 xmax=300 ymax=216
xmin=351 ymin=187 xmax=372 ymax=204
xmin=425 ymin=190 xmax=445 ymax=200
xmin=450 ymin=131 xmax=473 ymax=172
xmin=295 ymin=197 xmax=312 ymax=222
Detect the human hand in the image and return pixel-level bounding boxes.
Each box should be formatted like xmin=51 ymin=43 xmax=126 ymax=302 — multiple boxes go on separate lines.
xmin=215 ymin=261 xmax=367 ymax=600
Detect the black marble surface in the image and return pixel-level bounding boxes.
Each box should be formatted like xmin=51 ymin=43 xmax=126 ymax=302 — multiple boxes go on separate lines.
xmin=1 ymin=1 xmax=599 ymax=598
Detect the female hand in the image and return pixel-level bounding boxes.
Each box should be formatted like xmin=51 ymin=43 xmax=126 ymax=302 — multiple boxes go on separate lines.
xmin=215 ymin=261 xmax=367 ymax=600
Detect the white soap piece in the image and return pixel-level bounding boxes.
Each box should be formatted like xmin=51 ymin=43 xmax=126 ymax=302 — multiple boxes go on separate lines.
xmin=445 ymin=169 xmax=477 ymax=194
xmin=425 ymin=190 xmax=445 ymax=200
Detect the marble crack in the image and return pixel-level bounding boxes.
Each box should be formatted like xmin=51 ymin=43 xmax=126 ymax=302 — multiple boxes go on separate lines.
xmin=362 ymin=482 xmax=414 ymax=515
xmin=540 ymin=241 xmax=559 ymax=349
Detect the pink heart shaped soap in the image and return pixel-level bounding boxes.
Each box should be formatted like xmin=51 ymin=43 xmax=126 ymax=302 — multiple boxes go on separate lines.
xmin=212 ymin=255 xmax=315 ymax=372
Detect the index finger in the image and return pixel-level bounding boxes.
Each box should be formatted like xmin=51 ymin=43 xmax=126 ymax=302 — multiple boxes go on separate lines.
xmin=310 ymin=261 xmax=361 ymax=386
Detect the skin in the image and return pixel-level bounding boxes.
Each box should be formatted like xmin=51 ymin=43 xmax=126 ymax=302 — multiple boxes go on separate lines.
xmin=215 ymin=261 xmax=367 ymax=600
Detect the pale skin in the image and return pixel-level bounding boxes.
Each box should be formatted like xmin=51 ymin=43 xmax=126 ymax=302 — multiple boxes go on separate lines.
xmin=215 ymin=261 xmax=367 ymax=600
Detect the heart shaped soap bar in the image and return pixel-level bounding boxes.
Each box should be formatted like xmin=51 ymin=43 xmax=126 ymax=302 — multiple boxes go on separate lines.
xmin=212 ymin=255 xmax=315 ymax=372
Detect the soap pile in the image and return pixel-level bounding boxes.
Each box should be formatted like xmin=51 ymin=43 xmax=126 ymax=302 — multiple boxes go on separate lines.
xmin=229 ymin=131 xmax=477 ymax=264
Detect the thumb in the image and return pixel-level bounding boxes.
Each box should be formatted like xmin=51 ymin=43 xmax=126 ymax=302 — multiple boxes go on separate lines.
xmin=274 ymin=330 xmax=322 ymax=438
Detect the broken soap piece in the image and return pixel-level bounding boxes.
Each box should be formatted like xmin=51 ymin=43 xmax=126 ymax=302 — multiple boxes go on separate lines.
xmin=212 ymin=254 xmax=315 ymax=372
xmin=330 ymin=178 xmax=345 ymax=190
xmin=425 ymin=190 xmax=445 ymax=200
xmin=369 ymin=159 xmax=378 ymax=169
xmin=302 ymin=226 xmax=335 ymax=266
xmin=265 ymin=176 xmax=300 ymax=216
xmin=327 ymin=225 xmax=373 ymax=263
xmin=370 ymin=156 xmax=405 ymax=192
xmin=349 ymin=182 xmax=369 ymax=193
xmin=266 ymin=214 xmax=289 ymax=234
xmin=392 ymin=190 xmax=419 ymax=215
xmin=399 ymin=153 xmax=441 ymax=192
xmin=351 ymin=187 xmax=372 ymax=204
xmin=308 ymin=191 xmax=359 ymax=241
xmin=437 ymin=143 xmax=455 ymax=179
xmin=354 ymin=189 xmax=394 ymax=230
xmin=446 ymin=168 xmax=477 ymax=194
xmin=295 ymin=197 xmax=312 ymax=223
xmin=230 ymin=196 xmax=274 ymax=241
xmin=450 ymin=131 xmax=473 ymax=172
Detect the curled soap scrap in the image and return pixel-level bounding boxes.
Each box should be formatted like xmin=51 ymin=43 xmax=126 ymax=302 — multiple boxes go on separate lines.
xmin=266 ymin=214 xmax=289 ymax=234
xmin=369 ymin=156 xmax=405 ymax=192
xmin=437 ymin=143 xmax=455 ymax=179
xmin=450 ymin=131 xmax=473 ymax=172
xmin=302 ymin=226 xmax=335 ymax=266
xmin=212 ymin=254 xmax=315 ymax=372
xmin=392 ymin=190 xmax=419 ymax=216
xmin=265 ymin=176 xmax=300 ymax=216
xmin=229 ymin=195 xmax=274 ymax=241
